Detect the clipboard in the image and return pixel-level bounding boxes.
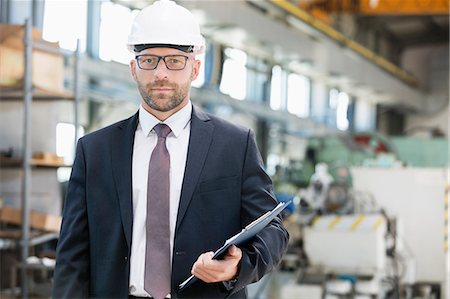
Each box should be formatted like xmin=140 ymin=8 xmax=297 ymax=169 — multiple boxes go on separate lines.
xmin=178 ymin=200 xmax=291 ymax=291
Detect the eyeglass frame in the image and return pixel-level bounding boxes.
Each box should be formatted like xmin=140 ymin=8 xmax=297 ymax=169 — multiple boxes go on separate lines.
xmin=135 ymin=54 xmax=191 ymax=71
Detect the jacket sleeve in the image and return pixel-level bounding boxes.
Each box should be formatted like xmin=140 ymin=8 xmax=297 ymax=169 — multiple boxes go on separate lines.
xmin=52 ymin=139 xmax=90 ymax=298
xmin=229 ymin=129 xmax=289 ymax=295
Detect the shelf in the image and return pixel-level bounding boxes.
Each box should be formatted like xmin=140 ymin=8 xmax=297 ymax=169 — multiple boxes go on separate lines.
xmin=0 ymin=86 xmax=74 ymax=101
xmin=0 ymin=206 xmax=61 ymax=233
xmin=1 ymin=21 xmax=79 ymax=296
xmin=0 ymin=229 xmax=42 ymax=240
xmin=0 ymin=230 xmax=58 ymax=250
xmin=0 ymin=157 xmax=71 ymax=168
xmin=31 ymin=159 xmax=71 ymax=168
xmin=0 ymin=230 xmax=43 ymax=250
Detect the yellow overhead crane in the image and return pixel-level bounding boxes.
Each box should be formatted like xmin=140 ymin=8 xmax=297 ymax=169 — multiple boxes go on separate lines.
xmin=359 ymin=0 xmax=449 ymax=15
xmin=269 ymin=0 xmax=419 ymax=86
xmin=297 ymin=0 xmax=449 ymax=16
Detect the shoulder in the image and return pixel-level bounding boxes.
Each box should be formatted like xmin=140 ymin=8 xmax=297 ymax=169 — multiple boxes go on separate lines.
xmin=79 ymin=113 xmax=137 ymax=145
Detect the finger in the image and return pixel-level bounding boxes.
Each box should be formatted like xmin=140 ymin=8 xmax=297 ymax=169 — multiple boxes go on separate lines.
xmin=192 ymin=252 xmax=222 ymax=274
xmin=225 ymin=245 xmax=242 ymax=261
xmin=202 ymin=252 xmax=241 ymax=272
xmin=193 ymin=257 xmax=228 ymax=277
xmin=195 ymin=259 xmax=236 ymax=276
xmin=192 ymin=267 xmax=213 ymax=281
xmin=201 ymin=252 xmax=214 ymax=264
xmin=193 ymin=253 xmax=214 ymax=271
xmin=199 ymin=259 xmax=227 ymax=273
xmin=201 ymin=254 xmax=226 ymax=270
xmin=192 ymin=263 xmax=222 ymax=282
xmin=192 ymin=250 xmax=240 ymax=282
xmin=226 ymin=245 xmax=235 ymax=256
xmin=193 ymin=252 xmax=213 ymax=267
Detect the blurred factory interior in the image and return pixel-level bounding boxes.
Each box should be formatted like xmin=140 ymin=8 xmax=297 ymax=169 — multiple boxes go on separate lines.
xmin=0 ymin=0 xmax=449 ymax=298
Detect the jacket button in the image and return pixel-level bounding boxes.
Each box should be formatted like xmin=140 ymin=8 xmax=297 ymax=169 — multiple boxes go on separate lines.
xmin=124 ymin=256 xmax=128 ymax=262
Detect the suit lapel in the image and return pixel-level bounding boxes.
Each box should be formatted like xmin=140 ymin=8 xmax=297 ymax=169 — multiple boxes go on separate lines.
xmin=111 ymin=112 xmax=138 ymax=250
xmin=175 ymin=106 xmax=213 ymax=232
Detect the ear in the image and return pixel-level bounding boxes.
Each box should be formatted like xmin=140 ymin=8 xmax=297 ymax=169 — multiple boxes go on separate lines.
xmin=130 ymin=59 xmax=137 ymax=81
xmin=191 ymin=59 xmax=201 ymax=81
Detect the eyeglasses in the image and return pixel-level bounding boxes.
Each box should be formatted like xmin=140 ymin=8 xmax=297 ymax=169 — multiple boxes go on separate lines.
xmin=135 ymin=54 xmax=190 ymax=70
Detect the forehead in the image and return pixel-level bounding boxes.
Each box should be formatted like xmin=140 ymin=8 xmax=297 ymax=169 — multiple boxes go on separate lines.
xmin=137 ymin=47 xmax=193 ymax=57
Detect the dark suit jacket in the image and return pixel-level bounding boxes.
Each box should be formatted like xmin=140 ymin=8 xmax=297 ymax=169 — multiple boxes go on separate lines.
xmin=52 ymin=106 xmax=289 ymax=298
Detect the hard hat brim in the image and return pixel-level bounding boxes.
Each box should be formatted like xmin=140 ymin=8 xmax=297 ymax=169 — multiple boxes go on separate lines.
xmin=133 ymin=44 xmax=194 ymax=53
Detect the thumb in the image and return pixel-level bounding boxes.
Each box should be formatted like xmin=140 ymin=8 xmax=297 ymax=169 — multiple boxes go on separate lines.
xmin=226 ymin=245 xmax=242 ymax=259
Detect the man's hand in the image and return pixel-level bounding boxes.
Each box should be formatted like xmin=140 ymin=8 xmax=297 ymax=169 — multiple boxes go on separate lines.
xmin=191 ymin=245 xmax=242 ymax=283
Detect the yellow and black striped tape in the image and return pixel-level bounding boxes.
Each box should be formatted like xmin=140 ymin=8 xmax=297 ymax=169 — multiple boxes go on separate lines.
xmin=312 ymin=214 xmax=384 ymax=231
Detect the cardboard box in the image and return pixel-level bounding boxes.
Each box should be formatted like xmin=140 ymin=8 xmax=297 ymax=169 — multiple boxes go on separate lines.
xmin=32 ymin=151 xmax=65 ymax=166
xmin=0 ymin=24 xmax=65 ymax=93
xmin=0 ymin=206 xmax=61 ymax=233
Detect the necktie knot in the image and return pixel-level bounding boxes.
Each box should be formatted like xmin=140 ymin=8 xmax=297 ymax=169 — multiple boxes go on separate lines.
xmin=154 ymin=123 xmax=171 ymax=139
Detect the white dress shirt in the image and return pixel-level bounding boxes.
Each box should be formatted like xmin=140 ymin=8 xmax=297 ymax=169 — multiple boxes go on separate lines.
xmin=129 ymin=102 xmax=192 ymax=296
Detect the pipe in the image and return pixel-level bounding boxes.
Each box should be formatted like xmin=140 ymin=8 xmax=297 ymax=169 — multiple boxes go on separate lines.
xmin=21 ymin=18 xmax=32 ymax=299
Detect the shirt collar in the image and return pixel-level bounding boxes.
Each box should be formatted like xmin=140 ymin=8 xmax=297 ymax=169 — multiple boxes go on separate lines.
xmin=138 ymin=101 xmax=192 ymax=138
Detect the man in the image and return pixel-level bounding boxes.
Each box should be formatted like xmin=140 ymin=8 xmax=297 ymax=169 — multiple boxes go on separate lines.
xmin=52 ymin=1 xmax=288 ymax=298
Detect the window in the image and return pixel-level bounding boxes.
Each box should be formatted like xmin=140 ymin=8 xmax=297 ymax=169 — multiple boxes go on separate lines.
xmin=56 ymin=123 xmax=84 ymax=182
xmin=220 ymin=48 xmax=247 ymax=100
xmin=287 ymin=73 xmax=310 ymax=117
xmin=43 ymin=0 xmax=87 ymax=51
xmin=99 ymin=2 xmax=138 ymax=64
xmin=270 ymin=65 xmax=283 ymax=110
xmin=354 ymin=100 xmax=376 ymax=132
xmin=329 ymin=88 xmax=350 ymax=130
xmin=329 ymin=88 xmax=340 ymax=109
xmin=246 ymin=56 xmax=269 ymax=102
xmin=336 ymin=91 xmax=350 ymax=130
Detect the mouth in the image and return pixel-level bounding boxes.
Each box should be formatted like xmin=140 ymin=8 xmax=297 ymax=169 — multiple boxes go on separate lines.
xmin=152 ymin=87 xmax=173 ymax=92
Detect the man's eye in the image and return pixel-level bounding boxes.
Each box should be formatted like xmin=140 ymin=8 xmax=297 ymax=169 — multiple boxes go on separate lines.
xmin=143 ymin=58 xmax=156 ymax=64
xmin=168 ymin=58 xmax=181 ymax=64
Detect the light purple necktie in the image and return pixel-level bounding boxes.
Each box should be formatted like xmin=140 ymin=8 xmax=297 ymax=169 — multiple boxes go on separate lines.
xmin=144 ymin=123 xmax=171 ymax=299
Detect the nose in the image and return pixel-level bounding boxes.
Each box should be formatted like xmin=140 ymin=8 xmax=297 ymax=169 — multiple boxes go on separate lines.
xmin=153 ymin=59 xmax=170 ymax=79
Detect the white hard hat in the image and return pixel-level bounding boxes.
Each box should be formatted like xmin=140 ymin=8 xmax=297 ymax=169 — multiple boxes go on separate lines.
xmin=127 ymin=0 xmax=205 ymax=54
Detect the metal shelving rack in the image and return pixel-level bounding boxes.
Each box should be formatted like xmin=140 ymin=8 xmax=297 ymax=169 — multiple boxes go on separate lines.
xmin=17 ymin=19 xmax=81 ymax=298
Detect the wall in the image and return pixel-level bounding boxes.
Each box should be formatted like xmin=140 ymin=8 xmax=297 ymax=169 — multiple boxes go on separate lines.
xmin=402 ymin=44 xmax=449 ymax=136
xmin=406 ymin=107 xmax=449 ymax=137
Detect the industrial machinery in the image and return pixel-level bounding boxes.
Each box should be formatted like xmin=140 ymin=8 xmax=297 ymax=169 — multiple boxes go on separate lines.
xmin=280 ymin=162 xmax=441 ymax=299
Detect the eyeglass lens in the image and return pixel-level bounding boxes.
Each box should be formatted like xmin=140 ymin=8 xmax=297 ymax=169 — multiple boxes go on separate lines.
xmin=136 ymin=55 xmax=188 ymax=70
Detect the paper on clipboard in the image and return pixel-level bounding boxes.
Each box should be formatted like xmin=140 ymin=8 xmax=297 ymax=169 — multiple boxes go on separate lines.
xmin=178 ymin=200 xmax=291 ymax=291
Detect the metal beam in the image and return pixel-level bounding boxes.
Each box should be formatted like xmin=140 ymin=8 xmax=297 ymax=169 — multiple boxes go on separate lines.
xmin=0 ymin=0 xmax=10 ymax=23
xmin=31 ymin=0 xmax=44 ymax=29
xmin=86 ymin=0 xmax=102 ymax=59
xmin=180 ymin=0 xmax=427 ymax=111
xmin=268 ymin=0 xmax=418 ymax=87
xmin=21 ymin=18 xmax=32 ymax=299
